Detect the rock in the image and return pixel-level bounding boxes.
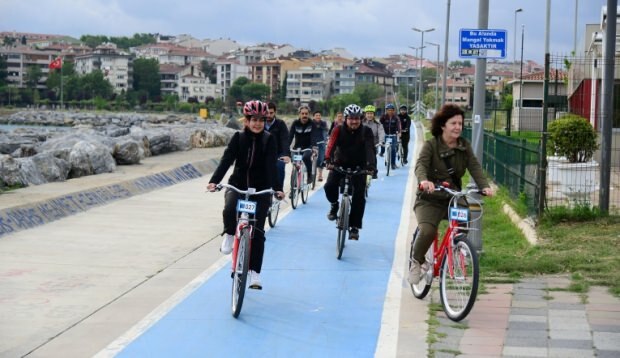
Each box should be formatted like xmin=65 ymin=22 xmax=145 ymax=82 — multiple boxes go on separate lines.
xmin=18 ymin=152 xmax=71 ymax=184
xmin=68 ymin=140 xmax=116 ymax=178
xmin=0 ymin=155 xmax=25 ymax=186
xmin=113 ymin=139 xmax=141 ymax=165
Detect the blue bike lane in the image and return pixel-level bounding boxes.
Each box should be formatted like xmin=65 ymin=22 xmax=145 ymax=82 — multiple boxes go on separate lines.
xmin=103 ymin=131 xmax=418 ymax=357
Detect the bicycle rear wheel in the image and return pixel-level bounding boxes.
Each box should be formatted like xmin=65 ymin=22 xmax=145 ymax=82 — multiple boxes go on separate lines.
xmin=232 ymin=227 xmax=251 ymax=318
xmin=439 ymin=237 xmax=479 ymax=322
xmin=399 ymin=143 xmax=405 ymax=166
xmin=336 ymin=197 xmax=349 ymax=260
xmin=267 ymin=197 xmax=280 ymax=228
xmin=301 ymin=168 xmax=309 ymax=204
xmin=410 ymin=228 xmax=433 ymax=299
xmin=290 ymin=169 xmax=299 ymax=209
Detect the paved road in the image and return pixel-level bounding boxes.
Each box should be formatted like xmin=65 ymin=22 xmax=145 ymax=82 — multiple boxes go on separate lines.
xmin=1 ymin=123 xmax=619 ymax=357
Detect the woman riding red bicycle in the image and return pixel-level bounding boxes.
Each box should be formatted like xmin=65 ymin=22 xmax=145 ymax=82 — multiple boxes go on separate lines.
xmin=207 ymin=100 xmax=284 ymax=290
xmin=409 ymin=104 xmax=494 ymax=285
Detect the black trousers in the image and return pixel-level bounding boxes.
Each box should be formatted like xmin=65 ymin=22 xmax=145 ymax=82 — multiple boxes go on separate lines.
xmin=401 ymin=131 xmax=410 ymax=161
xmin=323 ymin=170 xmax=367 ymax=229
xmin=223 ymin=189 xmax=270 ymax=273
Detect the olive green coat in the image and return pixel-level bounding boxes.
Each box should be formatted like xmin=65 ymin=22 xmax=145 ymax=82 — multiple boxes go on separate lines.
xmin=414 ymin=136 xmax=489 ymax=225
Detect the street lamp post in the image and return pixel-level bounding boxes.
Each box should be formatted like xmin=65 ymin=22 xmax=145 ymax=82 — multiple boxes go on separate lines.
xmin=412 ymin=27 xmax=435 ymax=117
xmin=519 ymin=24 xmax=525 ymax=109
xmin=426 ymin=41 xmax=440 ymax=112
xmin=408 ymin=46 xmax=422 ymax=108
xmin=442 ymin=0 xmax=451 ymax=106
xmin=513 ymin=8 xmax=523 ymax=79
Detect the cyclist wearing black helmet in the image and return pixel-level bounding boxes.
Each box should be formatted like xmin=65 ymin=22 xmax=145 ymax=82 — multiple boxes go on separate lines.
xmin=398 ymin=105 xmax=412 ymax=165
xmin=323 ymin=104 xmax=376 ymax=240
xmin=379 ymin=103 xmax=401 ymax=170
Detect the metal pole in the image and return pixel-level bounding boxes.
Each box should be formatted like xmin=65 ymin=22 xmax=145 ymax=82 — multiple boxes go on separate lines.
xmin=472 ymin=0 xmax=488 ymax=162
xmin=427 ymin=42 xmax=441 ymax=112
xmin=413 ymin=27 xmax=435 ymax=117
xmin=470 ymin=0 xmax=489 ymax=255
xmin=600 ymin=0 xmax=617 ymax=212
xmin=519 ymin=25 xmax=525 ymax=108
xmin=442 ymin=0 xmax=451 ymax=106
xmin=573 ymin=0 xmax=579 ymax=55
xmin=513 ymin=8 xmax=523 ymax=79
xmin=538 ymin=0 xmax=551 ymax=216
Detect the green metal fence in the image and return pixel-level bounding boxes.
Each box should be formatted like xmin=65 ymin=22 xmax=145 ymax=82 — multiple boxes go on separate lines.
xmin=463 ymin=127 xmax=541 ymax=216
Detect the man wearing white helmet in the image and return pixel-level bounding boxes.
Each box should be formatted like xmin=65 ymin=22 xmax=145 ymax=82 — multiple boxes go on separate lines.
xmin=323 ymin=104 xmax=376 ymax=240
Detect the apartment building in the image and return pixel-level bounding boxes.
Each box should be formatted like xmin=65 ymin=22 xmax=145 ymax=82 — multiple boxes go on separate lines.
xmin=160 ymin=63 xmax=219 ymax=102
xmin=334 ymin=64 xmax=357 ymax=95
xmin=355 ymin=59 xmax=397 ymax=98
xmin=216 ymin=60 xmax=250 ymax=100
xmin=0 ymin=45 xmax=59 ymax=89
xmin=131 ymin=43 xmax=216 ymax=66
xmin=285 ymin=67 xmax=332 ymax=104
xmin=74 ymin=43 xmax=132 ymax=93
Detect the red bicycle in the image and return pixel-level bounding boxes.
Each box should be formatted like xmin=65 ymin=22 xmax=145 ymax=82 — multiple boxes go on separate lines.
xmin=409 ymin=183 xmax=485 ymax=321
xmin=289 ymin=148 xmax=312 ymax=209
xmin=212 ymin=183 xmax=274 ymax=318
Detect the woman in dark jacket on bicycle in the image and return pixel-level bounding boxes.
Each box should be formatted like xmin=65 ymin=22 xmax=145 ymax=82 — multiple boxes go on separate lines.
xmin=207 ymin=100 xmax=284 ymax=290
xmin=409 ymin=104 xmax=493 ymax=285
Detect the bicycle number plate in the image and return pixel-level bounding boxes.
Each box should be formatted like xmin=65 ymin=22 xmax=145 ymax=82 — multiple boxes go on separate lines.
xmin=386 ymin=137 xmax=393 ymax=144
xmin=293 ymin=154 xmax=303 ymax=161
xmin=449 ymin=207 xmax=469 ymax=222
xmin=237 ymin=200 xmax=257 ymax=214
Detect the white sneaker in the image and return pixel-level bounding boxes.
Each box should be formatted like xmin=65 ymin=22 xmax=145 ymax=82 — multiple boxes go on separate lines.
xmin=249 ymin=270 xmax=262 ymax=290
xmin=407 ymin=259 xmax=422 ymax=285
xmin=220 ymin=234 xmax=234 ymax=254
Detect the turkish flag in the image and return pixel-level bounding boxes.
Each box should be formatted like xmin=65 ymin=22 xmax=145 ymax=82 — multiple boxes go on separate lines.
xmin=49 ymin=57 xmax=62 ymax=70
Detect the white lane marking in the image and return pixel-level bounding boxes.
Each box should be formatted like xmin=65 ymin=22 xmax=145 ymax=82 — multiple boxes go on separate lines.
xmin=93 ymin=187 xmax=309 ymax=357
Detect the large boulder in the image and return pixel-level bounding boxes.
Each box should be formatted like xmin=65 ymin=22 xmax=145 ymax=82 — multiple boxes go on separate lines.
xmin=113 ymin=139 xmax=142 ymax=165
xmin=68 ymin=141 xmax=116 ymax=178
xmin=18 ymin=152 xmax=70 ymax=184
xmin=0 ymin=155 xmax=25 ymax=187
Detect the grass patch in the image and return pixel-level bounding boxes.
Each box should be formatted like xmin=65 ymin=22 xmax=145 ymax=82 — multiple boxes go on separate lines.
xmin=479 ymin=186 xmax=620 ymax=297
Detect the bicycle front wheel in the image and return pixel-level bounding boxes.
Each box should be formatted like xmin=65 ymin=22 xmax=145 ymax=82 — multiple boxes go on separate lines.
xmin=232 ymin=227 xmax=251 ymax=318
xmin=336 ymin=197 xmax=349 ymax=260
xmin=386 ymin=148 xmax=391 ymax=176
xmin=311 ymin=157 xmax=317 ymax=190
xmin=399 ymin=143 xmax=405 ymax=166
xmin=268 ymin=197 xmax=279 ymax=228
xmin=301 ymin=168 xmax=309 ymax=204
xmin=410 ymin=228 xmax=433 ymax=299
xmin=439 ymin=237 xmax=479 ymax=322
xmin=290 ymin=169 xmax=299 ymax=209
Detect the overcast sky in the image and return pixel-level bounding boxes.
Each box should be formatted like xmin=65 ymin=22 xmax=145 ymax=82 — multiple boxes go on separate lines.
xmin=1 ymin=0 xmax=607 ymax=64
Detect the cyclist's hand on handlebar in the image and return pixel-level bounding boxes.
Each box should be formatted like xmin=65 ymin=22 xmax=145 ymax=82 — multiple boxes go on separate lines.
xmin=481 ymin=187 xmax=494 ymax=197
xmin=419 ymin=180 xmax=435 ymax=193
xmin=275 ymin=191 xmax=285 ymax=200
xmin=206 ymin=183 xmax=217 ymax=192
xmin=280 ymin=156 xmax=291 ymax=164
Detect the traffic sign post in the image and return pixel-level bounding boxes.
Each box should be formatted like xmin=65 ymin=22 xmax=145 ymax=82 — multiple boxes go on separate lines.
xmin=459 ymin=29 xmax=507 ymax=59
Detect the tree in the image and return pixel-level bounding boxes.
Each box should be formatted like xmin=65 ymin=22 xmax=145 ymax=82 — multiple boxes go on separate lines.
xmin=353 ymin=83 xmax=383 ymax=106
xmin=132 ymin=58 xmax=161 ymax=100
xmin=81 ymin=70 xmax=114 ymax=99
xmin=200 ymin=60 xmax=217 ymax=83
xmin=242 ymin=82 xmax=270 ymax=101
xmin=24 ymin=65 xmax=43 ymax=90
xmin=80 ymin=35 xmax=109 ymax=48
xmin=279 ymin=72 xmax=288 ymax=101
xmin=0 ymin=55 xmax=7 ymax=86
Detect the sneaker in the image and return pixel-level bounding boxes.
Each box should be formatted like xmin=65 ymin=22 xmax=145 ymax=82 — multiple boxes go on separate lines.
xmin=391 ymin=164 xmax=397 ymax=170
xmin=349 ymin=227 xmax=359 ymax=240
xmin=249 ymin=270 xmax=262 ymax=290
xmin=220 ymin=234 xmax=234 ymax=255
xmin=327 ymin=202 xmax=339 ymax=221
xmin=407 ymin=259 xmax=422 ymax=285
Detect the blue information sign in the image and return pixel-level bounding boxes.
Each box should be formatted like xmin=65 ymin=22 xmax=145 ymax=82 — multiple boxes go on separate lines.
xmin=459 ymin=28 xmax=507 ymax=59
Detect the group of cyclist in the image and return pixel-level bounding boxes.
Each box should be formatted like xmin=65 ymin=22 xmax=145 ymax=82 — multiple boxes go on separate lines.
xmin=206 ymin=98 xmax=493 ymax=290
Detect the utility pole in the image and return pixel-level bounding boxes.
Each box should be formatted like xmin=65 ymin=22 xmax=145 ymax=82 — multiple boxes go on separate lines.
xmin=442 ymin=0 xmax=451 ymax=106
xmin=426 ymin=42 xmax=441 ymax=112
xmin=413 ymin=27 xmax=435 ymax=118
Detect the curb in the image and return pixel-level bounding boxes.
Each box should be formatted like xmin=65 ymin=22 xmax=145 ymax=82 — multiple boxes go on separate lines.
xmin=0 ymin=158 xmax=220 ymax=238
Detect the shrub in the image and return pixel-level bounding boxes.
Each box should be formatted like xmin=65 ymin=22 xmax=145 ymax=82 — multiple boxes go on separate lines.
xmin=548 ymin=114 xmax=598 ymax=163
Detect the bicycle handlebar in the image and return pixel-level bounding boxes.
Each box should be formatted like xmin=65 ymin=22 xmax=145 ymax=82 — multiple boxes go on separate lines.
xmin=291 ymin=148 xmax=313 ymax=154
xmin=418 ymin=182 xmax=486 ymax=197
xmin=214 ymin=183 xmax=275 ymax=196
xmin=333 ymin=166 xmax=368 ymax=176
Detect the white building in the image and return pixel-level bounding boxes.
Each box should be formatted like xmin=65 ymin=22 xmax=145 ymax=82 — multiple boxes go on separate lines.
xmin=74 ymin=43 xmax=132 ymax=93
xmin=216 ymin=60 xmax=250 ymax=100
xmin=286 ymin=67 xmax=332 ymax=104
xmin=160 ymin=63 xmax=220 ymax=102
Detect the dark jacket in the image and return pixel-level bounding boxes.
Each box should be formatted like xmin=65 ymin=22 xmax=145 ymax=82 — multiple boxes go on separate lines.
xmin=398 ymin=113 xmax=412 ymax=133
xmin=380 ymin=114 xmax=402 ymax=135
xmin=289 ymin=118 xmax=314 ymax=149
xmin=311 ymin=119 xmax=328 ymax=145
xmin=265 ymin=117 xmax=290 ymax=157
xmin=415 ymin=136 xmax=489 ymax=201
xmin=209 ymin=128 xmax=282 ymax=192
xmin=325 ymin=123 xmax=376 ymax=171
